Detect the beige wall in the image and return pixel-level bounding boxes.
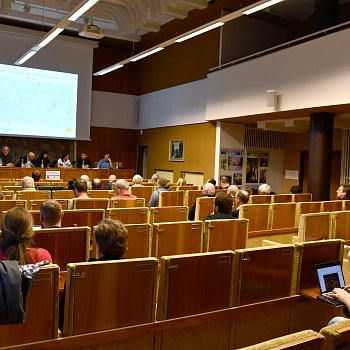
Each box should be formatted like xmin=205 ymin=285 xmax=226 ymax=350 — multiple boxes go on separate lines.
xmin=139 ymin=123 xmax=216 ymax=184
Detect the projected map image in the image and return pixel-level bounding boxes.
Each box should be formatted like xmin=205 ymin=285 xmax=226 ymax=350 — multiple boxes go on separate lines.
xmin=0 ymin=64 xmax=77 ymax=139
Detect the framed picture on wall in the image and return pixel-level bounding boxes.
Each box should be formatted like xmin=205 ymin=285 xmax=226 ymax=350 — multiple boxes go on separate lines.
xmin=169 ymin=140 xmax=185 ymax=161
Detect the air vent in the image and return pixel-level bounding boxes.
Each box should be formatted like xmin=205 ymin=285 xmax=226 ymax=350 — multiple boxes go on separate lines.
xmin=244 ymin=124 xmax=286 ymax=149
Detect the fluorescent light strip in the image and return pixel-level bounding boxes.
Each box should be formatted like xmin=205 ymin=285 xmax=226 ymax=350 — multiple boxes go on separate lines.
xmin=15 ymin=50 xmax=37 ymax=65
xmin=36 ymin=27 xmax=64 ymax=48
xmin=68 ymin=0 xmax=99 ymax=21
xmin=243 ymin=0 xmax=284 ymax=15
xmin=175 ymin=22 xmax=224 ymax=43
xmin=130 ymin=47 xmax=164 ymax=62
xmin=93 ymin=64 xmax=124 ymax=76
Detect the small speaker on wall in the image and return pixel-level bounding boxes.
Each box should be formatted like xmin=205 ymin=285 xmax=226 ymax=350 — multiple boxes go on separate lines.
xmin=266 ymin=90 xmax=277 ymax=108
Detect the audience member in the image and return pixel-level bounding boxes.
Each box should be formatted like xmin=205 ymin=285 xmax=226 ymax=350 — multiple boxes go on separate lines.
xmin=227 ymin=185 xmax=239 ymax=197
xmin=57 ymin=153 xmax=72 ymax=168
xmin=16 ymin=152 xmax=35 ymax=168
xmin=290 ymin=185 xmax=302 ymax=194
xmin=219 ymin=176 xmax=230 ymax=190
xmin=35 ymin=150 xmax=50 ymax=168
xmin=98 ymin=154 xmax=113 ymax=169
xmin=80 ymin=174 xmax=92 ymax=190
xmin=188 ymin=183 xmax=216 ymax=221
xmin=148 ymin=173 xmax=159 ymax=183
xmin=0 ymin=146 xmax=14 ymax=166
xmin=207 ymin=178 xmax=217 ymax=187
xmin=336 ymin=184 xmax=350 ymax=200
xmin=92 ymin=178 xmax=102 ymax=189
xmin=176 ymin=178 xmax=186 ymax=186
xmin=0 ymin=191 xmax=4 ymax=200
xmin=91 ymin=218 xmax=128 ymax=261
xmin=76 ymin=152 xmax=92 ymax=168
xmin=58 ymin=218 xmax=128 ymax=331
xmin=232 ymin=190 xmax=250 ymax=218
xmin=111 ymin=179 xmax=137 ymax=199
xmin=326 ymin=288 xmax=350 ymax=325
xmin=258 ymin=183 xmax=272 ymax=195
xmin=67 ymin=178 xmax=77 ymax=190
xmin=106 ymin=174 xmax=117 ymax=190
xmin=0 ymin=207 xmax=52 ymax=264
xmin=21 ymin=176 xmax=36 ymax=191
xmin=205 ymin=192 xmax=234 ymax=220
xmin=70 ymin=179 xmax=89 ymax=209
xmin=32 ymin=170 xmax=41 ymax=182
xmin=148 ymin=178 xmax=171 ymax=207
xmin=40 ymin=200 xmax=63 ymax=228
xmin=132 ymin=174 xmax=143 ymax=186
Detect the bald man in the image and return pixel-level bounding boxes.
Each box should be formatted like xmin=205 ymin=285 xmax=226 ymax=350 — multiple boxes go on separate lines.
xmin=16 ymin=152 xmax=35 ymax=168
xmin=0 ymin=146 xmax=14 ymax=166
xmin=188 ymin=182 xmax=216 ymax=221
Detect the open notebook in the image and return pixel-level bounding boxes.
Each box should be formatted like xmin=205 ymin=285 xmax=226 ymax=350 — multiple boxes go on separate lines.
xmin=316 ymin=261 xmax=346 ymax=306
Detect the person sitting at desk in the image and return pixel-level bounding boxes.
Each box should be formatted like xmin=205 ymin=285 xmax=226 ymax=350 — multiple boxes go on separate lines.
xmin=0 ymin=146 xmax=14 ymax=166
xmin=98 ymin=154 xmax=113 ymax=169
xmin=57 ymin=153 xmax=72 ymax=168
xmin=76 ymin=152 xmax=92 ymax=168
xmin=16 ymin=152 xmax=35 ymax=168
xmin=35 ymin=150 xmax=50 ymax=168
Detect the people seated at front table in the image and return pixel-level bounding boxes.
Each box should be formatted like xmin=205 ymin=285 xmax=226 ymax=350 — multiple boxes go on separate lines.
xmin=232 ymin=190 xmax=250 ymax=218
xmin=40 ymin=200 xmax=63 ymax=228
xmin=76 ymin=152 xmax=92 ymax=168
xmin=0 ymin=207 xmax=52 ymax=264
xmin=132 ymin=174 xmax=143 ymax=186
xmin=111 ymin=179 xmax=137 ymax=199
xmin=205 ymin=192 xmax=234 ymax=220
xmin=336 ymin=183 xmax=350 ymax=200
xmin=188 ymin=182 xmax=216 ymax=221
xmin=35 ymin=150 xmax=50 ymax=168
xmin=57 ymin=153 xmax=72 ymax=168
xmin=16 ymin=152 xmax=35 ymax=168
xmin=0 ymin=145 xmax=14 ymax=167
xmin=98 ymin=154 xmax=113 ymax=169
xmin=148 ymin=178 xmax=171 ymax=207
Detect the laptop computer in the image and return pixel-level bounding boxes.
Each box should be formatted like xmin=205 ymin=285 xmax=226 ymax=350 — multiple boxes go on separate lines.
xmin=315 ymin=261 xmax=346 ymax=306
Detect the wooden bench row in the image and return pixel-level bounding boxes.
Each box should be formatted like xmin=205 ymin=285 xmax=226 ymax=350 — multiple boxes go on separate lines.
xmin=0 ymin=238 xmax=345 ymax=348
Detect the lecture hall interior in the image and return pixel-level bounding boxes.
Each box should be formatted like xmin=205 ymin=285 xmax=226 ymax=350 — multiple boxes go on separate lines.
xmin=2 ymin=0 xmax=350 ymax=349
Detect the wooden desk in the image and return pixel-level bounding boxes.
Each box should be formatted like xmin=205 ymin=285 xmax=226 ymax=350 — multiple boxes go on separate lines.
xmin=0 ymin=168 xmax=134 ymax=181
xmin=300 ymin=287 xmax=344 ymax=308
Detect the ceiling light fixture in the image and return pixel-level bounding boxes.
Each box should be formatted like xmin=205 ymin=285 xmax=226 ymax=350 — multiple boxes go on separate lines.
xmin=175 ymin=22 xmax=224 ymax=43
xmin=15 ymin=0 xmax=99 ymax=65
xmin=130 ymin=47 xmax=164 ymax=62
xmin=93 ymin=0 xmax=284 ymax=76
xmin=243 ymin=0 xmax=284 ymax=15
xmin=93 ymin=64 xmax=124 ymax=76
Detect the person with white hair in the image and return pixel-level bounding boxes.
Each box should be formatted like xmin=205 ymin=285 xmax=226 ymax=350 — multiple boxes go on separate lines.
xmin=258 ymin=183 xmax=272 ymax=195
xmin=111 ymin=179 xmax=137 ymax=199
xmin=132 ymin=174 xmax=143 ymax=186
xmin=80 ymin=174 xmax=92 ymax=190
xmin=106 ymin=174 xmax=117 ymax=190
xmin=188 ymin=182 xmax=216 ymax=220
xmin=14 ymin=176 xmax=36 ymax=199
xmin=227 ymin=185 xmax=239 ymax=197
xmin=148 ymin=173 xmax=159 ymax=183
xmin=232 ymin=190 xmax=250 ymax=218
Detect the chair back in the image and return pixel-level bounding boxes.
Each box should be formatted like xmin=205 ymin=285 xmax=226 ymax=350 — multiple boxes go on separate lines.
xmin=28 ymin=199 xmax=69 ymax=210
xmin=157 ymin=251 xmax=234 ymax=320
xmin=130 ymin=186 xmax=154 ymax=203
xmin=159 ymin=191 xmax=184 ymax=206
xmin=298 ymin=212 xmax=332 ymax=242
xmin=110 ymin=198 xmax=145 ymax=208
xmin=239 ymin=204 xmax=270 ymax=232
xmin=152 ymin=221 xmax=203 ymax=259
xmin=87 ymin=190 xmax=114 ymax=199
xmin=293 ymin=193 xmax=312 ymax=202
xmin=272 ymin=194 xmax=293 ymax=203
xmin=63 ymin=258 xmax=158 ymax=336
xmin=270 ymin=203 xmax=297 ymax=229
xmin=0 ymin=265 xmax=59 ymax=347
xmin=107 ymin=207 xmax=149 ymax=224
xmin=124 ymin=224 xmax=152 ymax=258
xmin=203 ymin=219 xmax=248 ymax=252
xmin=52 ymin=190 xmax=75 ymax=199
xmin=249 ymin=195 xmax=272 ymax=204
xmin=73 ymin=198 xmax=109 ymax=210
xmin=0 ymin=200 xmax=27 ymax=225
xmin=150 ymin=206 xmax=188 ymax=224
xmin=194 ymin=196 xmax=215 ymax=220
xmin=322 ymin=200 xmax=344 ymax=212
xmin=184 ymin=190 xmax=203 ymax=208
xmin=16 ymin=190 xmax=51 ymax=200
